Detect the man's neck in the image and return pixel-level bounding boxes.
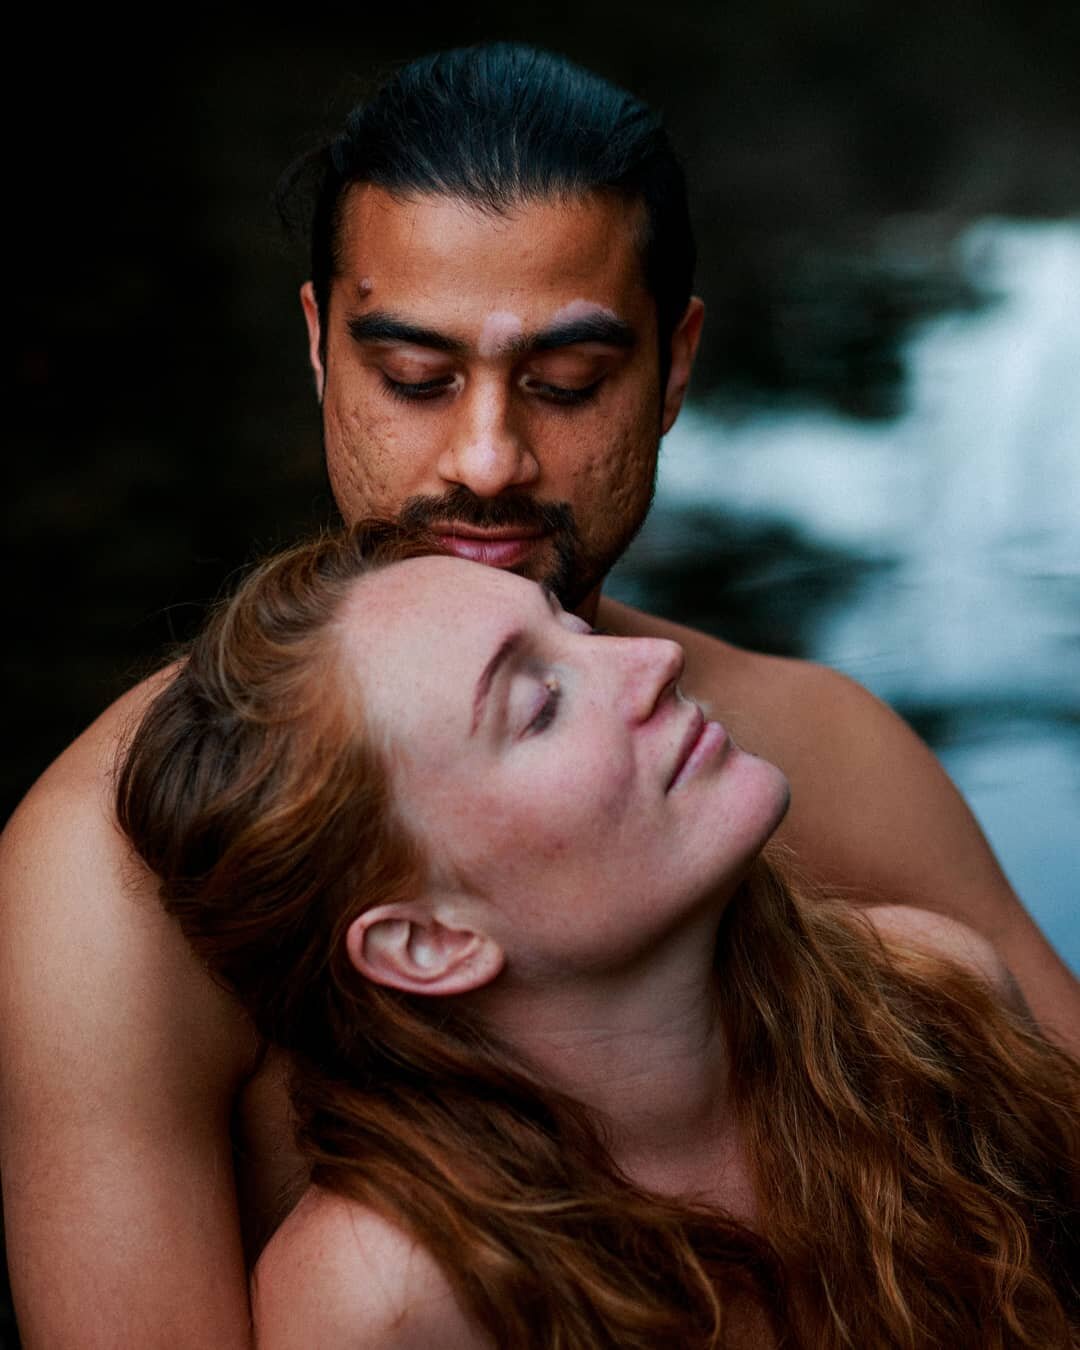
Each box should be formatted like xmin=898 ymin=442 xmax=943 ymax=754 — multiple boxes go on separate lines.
xmin=573 ymin=582 xmax=604 ymax=627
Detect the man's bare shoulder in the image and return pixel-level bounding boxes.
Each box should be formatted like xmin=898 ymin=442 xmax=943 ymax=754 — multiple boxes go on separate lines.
xmin=4 ymin=662 xmax=179 ymax=826
xmin=597 ymin=595 xmax=827 ymax=685
xmin=0 ymin=663 xmax=218 ymax=1006
xmin=599 ymin=596 xmax=1078 ymax=1049
xmin=594 ymin=594 xmax=907 ymax=783
xmin=0 ymin=658 xmax=250 ymax=1106
xmin=0 ymin=663 xmax=259 ymax=1347
xmin=0 ymin=662 xmax=178 ymax=948
xmin=600 ymin=595 xmax=995 ymax=898
xmin=252 ymin=1188 xmax=489 ymax=1350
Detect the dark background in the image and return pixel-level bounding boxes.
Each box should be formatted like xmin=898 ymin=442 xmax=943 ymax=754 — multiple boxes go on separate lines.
xmin=8 ymin=2 xmax=1079 ymax=823
xmin=4 ymin=5 xmax=1078 ymax=1343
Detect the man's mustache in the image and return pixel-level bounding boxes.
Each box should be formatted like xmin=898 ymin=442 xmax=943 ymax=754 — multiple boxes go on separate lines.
xmin=398 ymin=486 xmax=576 ymax=535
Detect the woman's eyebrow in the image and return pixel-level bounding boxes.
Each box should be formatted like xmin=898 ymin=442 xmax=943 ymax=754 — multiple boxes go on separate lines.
xmin=471 ymin=631 xmax=524 ymax=735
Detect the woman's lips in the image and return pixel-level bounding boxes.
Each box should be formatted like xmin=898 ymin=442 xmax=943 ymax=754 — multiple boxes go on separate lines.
xmin=668 ymin=712 xmax=731 ymax=791
xmin=434 ymin=528 xmax=547 ymax=568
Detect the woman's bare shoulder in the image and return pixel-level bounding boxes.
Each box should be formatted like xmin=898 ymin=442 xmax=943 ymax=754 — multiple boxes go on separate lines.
xmin=861 ymin=905 xmax=1021 ymax=1006
xmin=252 ymin=1186 xmax=489 ymax=1349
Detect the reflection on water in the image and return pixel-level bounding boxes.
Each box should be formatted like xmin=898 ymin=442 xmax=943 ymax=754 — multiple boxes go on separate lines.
xmin=609 ymin=220 xmax=1080 ymax=970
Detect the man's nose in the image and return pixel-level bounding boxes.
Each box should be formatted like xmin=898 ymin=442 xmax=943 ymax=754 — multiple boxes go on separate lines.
xmin=435 ymin=381 xmax=540 ymax=498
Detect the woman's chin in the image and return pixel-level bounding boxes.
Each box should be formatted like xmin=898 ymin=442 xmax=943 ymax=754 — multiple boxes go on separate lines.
xmin=700 ymin=754 xmax=791 ymax=902
xmin=732 ymin=748 xmax=792 ymax=846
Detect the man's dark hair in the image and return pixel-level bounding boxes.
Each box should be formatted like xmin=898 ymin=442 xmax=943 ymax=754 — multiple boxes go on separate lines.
xmin=280 ymin=43 xmax=695 ymax=377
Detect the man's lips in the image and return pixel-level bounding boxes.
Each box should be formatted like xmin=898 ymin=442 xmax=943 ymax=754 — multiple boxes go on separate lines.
xmin=667 ymin=706 xmax=730 ymax=791
xmin=433 ymin=525 xmax=549 ymax=568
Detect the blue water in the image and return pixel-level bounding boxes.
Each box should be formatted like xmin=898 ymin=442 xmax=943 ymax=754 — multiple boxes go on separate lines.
xmin=609 ymin=220 xmax=1080 ymax=971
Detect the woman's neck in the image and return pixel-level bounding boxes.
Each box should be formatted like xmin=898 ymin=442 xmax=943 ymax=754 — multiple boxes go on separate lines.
xmin=474 ymin=914 xmax=742 ymax=1203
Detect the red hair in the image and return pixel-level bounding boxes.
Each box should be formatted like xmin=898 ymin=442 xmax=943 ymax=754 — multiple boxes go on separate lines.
xmin=117 ymin=523 xmax=1080 ymax=1348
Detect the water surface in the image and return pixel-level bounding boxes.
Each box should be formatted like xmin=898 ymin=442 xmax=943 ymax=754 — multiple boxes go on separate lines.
xmin=609 ymin=220 xmax=1080 ymax=970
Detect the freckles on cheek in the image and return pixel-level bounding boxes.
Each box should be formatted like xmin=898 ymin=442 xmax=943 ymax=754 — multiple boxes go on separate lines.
xmin=531 ymin=832 xmax=573 ymax=862
xmin=454 ymin=792 xmax=576 ymax=876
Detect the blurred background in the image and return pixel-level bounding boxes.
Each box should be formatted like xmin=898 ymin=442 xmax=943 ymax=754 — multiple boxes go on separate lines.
xmin=4 ymin=4 xmax=1079 ymax=1341
xmin=9 ymin=5 xmax=1080 ymax=928
xmin=13 ymin=5 xmax=1078 ymax=949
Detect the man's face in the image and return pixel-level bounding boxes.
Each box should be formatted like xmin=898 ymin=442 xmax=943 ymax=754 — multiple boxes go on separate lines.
xmin=303 ymin=185 xmax=703 ymax=613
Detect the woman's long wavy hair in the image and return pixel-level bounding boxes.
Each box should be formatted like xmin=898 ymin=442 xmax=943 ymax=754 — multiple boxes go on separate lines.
xmin=117 ymin=523 xmax=1080 ymax=1349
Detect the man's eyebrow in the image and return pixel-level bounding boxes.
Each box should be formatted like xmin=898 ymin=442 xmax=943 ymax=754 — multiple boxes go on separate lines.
xmin=471 ymin=630 xmax=523 ymax=735
xmin=346 ymin=310 xmax=467 ymax=354
xmin=528 ymin=314 xmax=637 ymax=353
xmin=345 ymin=308 xmax=636 ymax=359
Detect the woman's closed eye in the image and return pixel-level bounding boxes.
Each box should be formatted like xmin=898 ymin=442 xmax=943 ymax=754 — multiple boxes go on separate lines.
xmin=525 ymin=676 xmax=561 ymax=736
xmin=515 ymin=613 xmax=611 ymax=737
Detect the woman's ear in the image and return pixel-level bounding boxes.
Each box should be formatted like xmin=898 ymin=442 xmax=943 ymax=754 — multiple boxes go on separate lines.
xmin=345 ymin=903 xmax=504 ymax=996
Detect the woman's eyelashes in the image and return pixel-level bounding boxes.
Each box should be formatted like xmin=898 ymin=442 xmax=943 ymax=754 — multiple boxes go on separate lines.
xmin=520 ymin=624 xmax=610 ymax=734
xmin=525 ymin=676 xmax=562 ymax=736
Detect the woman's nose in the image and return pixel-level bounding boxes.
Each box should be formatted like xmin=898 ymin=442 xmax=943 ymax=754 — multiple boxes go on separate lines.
xmin=619 ymin=638 xmax=685 ymax=723
xmin=435 ymin=382 xmax=540 ymax=498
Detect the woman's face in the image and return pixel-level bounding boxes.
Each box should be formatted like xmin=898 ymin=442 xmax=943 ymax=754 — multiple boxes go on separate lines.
xmin=339 ymin=556 xmax=790 ymax=978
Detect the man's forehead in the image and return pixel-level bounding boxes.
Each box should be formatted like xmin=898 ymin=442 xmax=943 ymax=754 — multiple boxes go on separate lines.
xmin=337 ymin=180 xmax=644 ymax=237
xmin=332 ymin=184 xmax=650 ymax=312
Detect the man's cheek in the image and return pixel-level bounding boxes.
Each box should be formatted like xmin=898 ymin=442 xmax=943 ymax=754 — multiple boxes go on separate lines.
xmin=578 ymin=435 xmax=653 ymax=519
xmin=325 ymin=404 xmax=419 ymax=514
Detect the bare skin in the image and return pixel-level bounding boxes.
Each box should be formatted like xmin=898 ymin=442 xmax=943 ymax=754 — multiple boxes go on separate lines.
xmin=0 ymin=678 xmax=304 ymax=1350
xmin=250 ymin=903 xmax=1020 ymax=1350
xmin=597 ymin=598 xmax=1080 ymax=1046
xmin=1 ymin=185 xmax=1076 ymax=1349
xmin=252 ymin=1190 xmax=492 ymax=1350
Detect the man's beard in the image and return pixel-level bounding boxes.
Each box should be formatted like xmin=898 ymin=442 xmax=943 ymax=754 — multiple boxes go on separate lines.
xmin=395 ymin=486 xmax=600 ymax=607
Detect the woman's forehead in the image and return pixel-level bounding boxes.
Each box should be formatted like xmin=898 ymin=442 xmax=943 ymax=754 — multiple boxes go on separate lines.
xmin=364 ymin=552 xmax=536 ymax=615
xmin=339 ymin=555 xmax=542 ymax=678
